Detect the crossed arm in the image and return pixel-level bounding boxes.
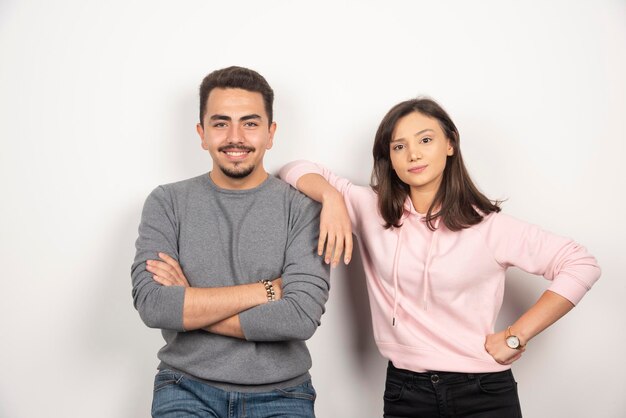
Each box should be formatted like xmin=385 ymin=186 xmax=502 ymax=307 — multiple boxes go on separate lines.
xmin=132 ymin=185 xmax=329 ymax=341
xmin=145 ymin=253 xmax=282 ymax=338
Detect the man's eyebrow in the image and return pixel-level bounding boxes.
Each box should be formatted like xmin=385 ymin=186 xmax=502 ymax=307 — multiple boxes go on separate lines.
xmin=391 ymin=128 xmax=435 ymax=142
xmin=240 ymin=114 xmax=262 ymax=121
xmin=208 ymin=114 xmax=262 ymax=122
xmin=209 ymin=114 xmax=231 ymax=121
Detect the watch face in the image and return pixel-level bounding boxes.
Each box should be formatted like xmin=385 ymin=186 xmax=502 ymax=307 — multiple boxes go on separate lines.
xmin=506 ymin=336 xmax=520 ymax=349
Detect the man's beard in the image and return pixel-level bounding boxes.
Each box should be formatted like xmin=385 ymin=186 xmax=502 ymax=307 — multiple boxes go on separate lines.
xmin=217 ymin=144 xmax=255 ymax=179
xmin=218 ymin=162 xmax=255 ymax=179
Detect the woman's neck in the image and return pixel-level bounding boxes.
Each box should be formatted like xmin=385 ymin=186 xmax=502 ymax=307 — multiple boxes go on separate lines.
xmin=409 ymin=187 xmax=437 ymax=214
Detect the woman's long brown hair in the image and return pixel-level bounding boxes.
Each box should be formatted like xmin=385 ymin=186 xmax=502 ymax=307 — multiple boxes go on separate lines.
xmin=371 ymin=98 xmax=501 ymax=231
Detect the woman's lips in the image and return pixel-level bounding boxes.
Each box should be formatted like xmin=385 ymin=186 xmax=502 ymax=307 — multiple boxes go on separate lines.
xmin=408 ymin=165 xmax=427 ymax=174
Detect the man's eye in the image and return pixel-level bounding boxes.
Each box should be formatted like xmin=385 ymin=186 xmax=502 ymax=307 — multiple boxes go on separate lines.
xmin=213 ymin=122 xmax=227 ymax=128
xmin=244 ymin=122 xmax=259 ymax=127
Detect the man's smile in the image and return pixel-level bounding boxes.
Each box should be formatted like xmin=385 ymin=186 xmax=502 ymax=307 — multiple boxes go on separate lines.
xmin=219 ymin=145 xmax=255 ymax=160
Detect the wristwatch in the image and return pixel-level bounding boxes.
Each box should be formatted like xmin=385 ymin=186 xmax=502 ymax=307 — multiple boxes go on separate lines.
xmin=505 ymin=326 xmax=524 ymax=350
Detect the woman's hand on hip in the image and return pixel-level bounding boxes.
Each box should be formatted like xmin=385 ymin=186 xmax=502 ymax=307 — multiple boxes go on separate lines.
xmin=485 ymin=330 xmax=525 ymax=365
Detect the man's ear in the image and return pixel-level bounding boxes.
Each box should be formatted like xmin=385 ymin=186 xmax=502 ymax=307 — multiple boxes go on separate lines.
xmin=266 ymin=122 xmax=277 ymax=150
xmin=197 ymin=123 xmax=208 ymax=150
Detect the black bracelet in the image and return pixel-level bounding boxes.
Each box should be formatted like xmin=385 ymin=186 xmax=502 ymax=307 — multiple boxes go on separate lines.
xmin=259 ymin=279 xmax=276 ymax=302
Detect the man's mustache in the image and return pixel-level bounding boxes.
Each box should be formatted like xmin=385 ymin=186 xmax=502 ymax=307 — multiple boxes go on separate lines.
xmin=218 ymin=145 xmax=256 ymax=152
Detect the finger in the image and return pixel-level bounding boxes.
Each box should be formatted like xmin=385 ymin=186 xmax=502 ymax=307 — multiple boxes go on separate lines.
xmin=324 ymin=233 xmax=336 ymax=264
xmin=153 ymin=258 xmax=179 ymax=278
xmin=148 ymin=259 xmax=176 ymax=274
xmin=147 ymin=263 xmax=177 ymax=281
xmin=318 ymin=228 xmax=328 ymax=256
xmin=156 ymin=258 xmax=189 ymax=286
xmin=331 ymin=235 xmax=344 ymax=267
xmin=344 ymin=233 xmax=354 ymax=264
xmin=149 ymin=260 xmax=175 ymax=272
xmin=149 ymin=262 xmax=188 ymax=286
xmin=506 ymin=352 xmax=523 ymax=364
xmin=158 ymin=253 xmax=185 ymax=278
xmin=152 ymin=259 xmax=186 ymax=284
xmin=152 ymin=274 xmax=174 ymax=287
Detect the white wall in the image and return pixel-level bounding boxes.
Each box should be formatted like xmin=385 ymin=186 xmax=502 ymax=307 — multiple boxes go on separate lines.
xmin=1 ymin=1 xmax=624 ymax=417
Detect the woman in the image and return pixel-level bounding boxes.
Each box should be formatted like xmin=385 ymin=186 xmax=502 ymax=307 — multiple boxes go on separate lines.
xmin=279 ymin=98 xmax=600 ymax=417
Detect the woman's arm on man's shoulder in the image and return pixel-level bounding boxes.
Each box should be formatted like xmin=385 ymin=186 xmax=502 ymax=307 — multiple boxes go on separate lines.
xmin=279 ymin=160 xmax=354 ymax=266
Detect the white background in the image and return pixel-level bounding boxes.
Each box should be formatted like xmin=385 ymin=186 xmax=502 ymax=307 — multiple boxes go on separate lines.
xmin=1 ymin=1 xmax=624 ymax=417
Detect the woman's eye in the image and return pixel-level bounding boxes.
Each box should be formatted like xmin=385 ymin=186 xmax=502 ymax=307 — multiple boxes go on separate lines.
xmin=421 ymin=137 xmax=432 ymax=144
xmin=392 ymin=144 xmax=405 ymax=151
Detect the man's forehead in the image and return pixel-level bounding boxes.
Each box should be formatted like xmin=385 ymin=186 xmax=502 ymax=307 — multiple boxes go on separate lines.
xmin=207 ymin=88 xmax=264 ymax=106
xmin=206 ymin=88 xmax=267 ymax=119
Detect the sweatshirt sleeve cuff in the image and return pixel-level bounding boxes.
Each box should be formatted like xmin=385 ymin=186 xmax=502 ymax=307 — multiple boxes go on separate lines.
xmin=142 ymin=284 xmax=186 ymax=331
xmin=279 ymin=160 xmax=323 ymax=188
xmin=547 ymin=273 xmax=591 ymax=306
xmin=238 ymin=302 xmax=294 ymax=341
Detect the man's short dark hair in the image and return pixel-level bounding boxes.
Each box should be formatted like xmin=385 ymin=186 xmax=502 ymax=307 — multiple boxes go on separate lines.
xmin=199 ymin=66 xmax=274 ymax=126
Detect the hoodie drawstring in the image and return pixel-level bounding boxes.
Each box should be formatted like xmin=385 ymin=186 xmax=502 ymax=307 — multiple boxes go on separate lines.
xmin=391 ymin=217 xmax=441 ymax=326
xmin=421 ymin=218 xmax=440 ymax=311
xmin=391 ymin=225 xmax=404 ymax=327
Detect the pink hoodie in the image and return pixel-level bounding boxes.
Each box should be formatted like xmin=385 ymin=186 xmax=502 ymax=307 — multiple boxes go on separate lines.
xmin=280 ymin=161 xmax=601 ymax=373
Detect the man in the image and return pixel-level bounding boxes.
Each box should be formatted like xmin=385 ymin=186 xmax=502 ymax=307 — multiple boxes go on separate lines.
xmin=131 ymin=66 xmax=330 ymax=417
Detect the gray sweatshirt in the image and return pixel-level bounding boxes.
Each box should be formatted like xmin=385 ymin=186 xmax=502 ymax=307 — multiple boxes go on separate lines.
xmin=131 ymin=174 xmax=330 ymax=391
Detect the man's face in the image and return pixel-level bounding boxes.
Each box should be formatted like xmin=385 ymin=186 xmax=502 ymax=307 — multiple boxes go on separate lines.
xmin=197 ymin=88 xmax=276 ymax=189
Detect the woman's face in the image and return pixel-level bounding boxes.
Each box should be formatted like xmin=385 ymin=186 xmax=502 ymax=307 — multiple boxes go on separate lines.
xmin=389 ymin=111 xmax=454 ymax=197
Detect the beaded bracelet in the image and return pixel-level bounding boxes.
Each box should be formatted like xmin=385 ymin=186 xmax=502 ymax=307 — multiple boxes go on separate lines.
xmin=259 ymin=279 xmax=276 ymax=302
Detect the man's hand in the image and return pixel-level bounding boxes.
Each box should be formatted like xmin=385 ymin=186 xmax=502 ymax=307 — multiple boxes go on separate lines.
xmin=484 ymin=330 xmax=525 ymax=365
xmin=271 ymin=277 xmax=283 ymax=300
xmin=146 ymin=252 xmax=190 ymax=287
xmin=319 ymin=190 xmax=353 ymax=267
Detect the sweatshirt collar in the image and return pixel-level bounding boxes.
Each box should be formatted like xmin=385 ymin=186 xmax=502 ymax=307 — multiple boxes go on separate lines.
xmin=404 ymin=197 xmax=429 ymax=219
xmin=205 ymin=172 xmax=273 ymax=194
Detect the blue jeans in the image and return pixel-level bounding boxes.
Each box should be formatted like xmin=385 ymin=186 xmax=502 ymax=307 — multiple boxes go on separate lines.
xmin=151 ymin=369 xmax=316 ymax=418
xmin=383 ymin=362 xmax=522 ymax=418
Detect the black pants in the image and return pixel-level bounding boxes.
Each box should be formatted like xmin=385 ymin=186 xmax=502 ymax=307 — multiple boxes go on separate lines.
xmin=383 ymin=362 xmax=522 ymax=418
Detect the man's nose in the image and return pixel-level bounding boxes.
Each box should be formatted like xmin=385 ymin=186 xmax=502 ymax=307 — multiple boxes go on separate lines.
xmin=227 ymin=124 xmax=244 ymax=143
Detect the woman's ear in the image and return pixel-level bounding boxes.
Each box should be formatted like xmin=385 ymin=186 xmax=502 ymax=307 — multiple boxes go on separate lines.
xmin=447 ymin=141 xmax=454 ymax=156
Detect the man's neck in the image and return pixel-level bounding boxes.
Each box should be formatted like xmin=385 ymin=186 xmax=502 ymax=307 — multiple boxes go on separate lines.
xmin=209 ymin=170 xmax=269 ymax=190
